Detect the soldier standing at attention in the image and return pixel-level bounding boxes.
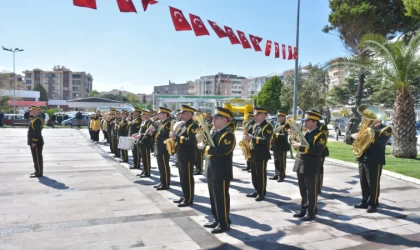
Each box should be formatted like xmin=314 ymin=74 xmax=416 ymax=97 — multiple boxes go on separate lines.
xmin=199 ymin=107 xmax=235 ymax=234
xmin=129 ymin=108 xmax=142 ymax=169
xmin=151 ymin=107 xmax=172 ymax=190
xmin=292 ymin=110 xmax=327 ymax=221
xmin=107 ymin=108 xmax=116 ymax=153
xmin=118 ymin=110 xmax=130 ymax=163
xmin=242 ymin=112 xmax=256 ymax=172
xmin=244 ymin=107 xmax=273 ymax=202
xmin=27 ymin=105 xmax=44 ymax=178
xmin=270 ymin=110 xmax=290 ymax=182
xmin=170 ymin=105 xmax=199 ymax=207
xmin=136 ymin=110 xmax=153 ymax=178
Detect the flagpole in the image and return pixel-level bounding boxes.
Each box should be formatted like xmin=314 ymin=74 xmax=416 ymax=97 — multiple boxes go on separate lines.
xmin=292 ymin=0 xmax=300 ymax=117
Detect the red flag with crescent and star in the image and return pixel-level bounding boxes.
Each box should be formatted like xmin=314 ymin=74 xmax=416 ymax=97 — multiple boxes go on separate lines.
xmin=237 ymin=30 xmax=251 ymax=49
xmin=207 ymin=20 xmax=227 ymax=38
xmin=274 ymin=42 xmax=280 ymax=58
xmin=265 ymin=40 xmax=272 ymax=56
xmin=293 ymin=47 xmax=298 ymax=59
xmin=189 ymin=14 xmax=209 ymax=36
xmin=282 ymin=44 xmax=286 ymax=59
xmin=141 ymin=0 xmax=157 ymax=12
xmin=169 ymin=7 xmax=192 ymax=31
xmin=249 ymin=35 xmax=262 ymax=52
xmin=288 ymin=46 xmax=293 ymax=60
xmin=73 ymin=0 xmax=97 ymax=9
xmin=116 ymin=0 xmax=137 ymax=13
xmin=224 ymin=26 xmax=241 ymax=45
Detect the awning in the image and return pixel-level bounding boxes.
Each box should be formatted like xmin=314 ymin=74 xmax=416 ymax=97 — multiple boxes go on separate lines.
xmin=7 ymin=101 xmax=47 ymax=107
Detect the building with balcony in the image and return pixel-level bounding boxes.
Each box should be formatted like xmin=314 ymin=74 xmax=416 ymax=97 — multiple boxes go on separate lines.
xmin=195 ymin=73 xmax=246 ymax=98
xmin=22 ymin=65 xmax=93 ymax=100
xmin=328 ymin=66 xmax=350 ymax=88
xmin=245 ymin=73 xmax=284 ymax=97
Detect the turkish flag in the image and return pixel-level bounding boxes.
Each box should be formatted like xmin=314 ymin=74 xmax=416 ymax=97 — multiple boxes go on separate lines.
xmin=265 ymin=40 xmax=272 ymax=56
xmin=224 ymin=26 xmax=241 ymax=45
xmin=274 ymin=42 xmax=280 ymax=58
xmin=117 ymin=0 xmax=136 ymax=13
xmin=208 ymin=20 xmax=227 ymax=38
xmin=282 ymin=44 xmax=286 ymax=59
xmin=293 ymin=47 xmax=298 ymax=59
xmin=169 ymin=7 xmax=192 ymax=31
xmin=73 ymin=0 xmax=96 ymax=9
xmin=288 ymin=46 xmax=293 ymax=60
xmin=141 ymin=0 xmax=157 ymax=12
xmin=189 ymin=14 xmax=209 ymax=36
xmin=249 ymin=35 xmax=262 ymax=52
xmin=237 ymin=30 xmax=251 ymax=49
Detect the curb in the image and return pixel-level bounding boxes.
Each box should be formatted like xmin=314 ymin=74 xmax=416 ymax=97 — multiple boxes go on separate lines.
xmin=325 ymin=157 xmax=420 ymax=186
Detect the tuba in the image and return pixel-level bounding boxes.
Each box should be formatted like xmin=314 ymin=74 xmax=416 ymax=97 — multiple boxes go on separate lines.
xmin=352 ymin=105 xmax=386 ymax=158
xmin=164 ymin=120 xmax=184 ymax=155
xmin=285 ymin=116 xmax=310 ymax=152
xmin=239 ymin=121 xmax=251 ymax=160
xmin=193 ymin=112 xmax=215 ymax=147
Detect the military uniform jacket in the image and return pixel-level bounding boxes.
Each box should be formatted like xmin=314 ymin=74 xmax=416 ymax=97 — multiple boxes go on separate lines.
xmin=356 ymin=124 xmax=391 ymax=165
xmin=250 ymin=120 xmax=273 ymax=161
xmin=272 ymin=122 xmax=290 ymax=152
xmin=154 ymin=118 xmax=170 ymax=155
xmin=203 ymin=126 xmax=235 ymax=181
xmin=293 ymin=128 xmax=327 ymax=176
xmin=175 ymin=119 xmax=199 ymax=162
xmin=246 ymin=120 xmax=256 ymax=134
xmin=106 ymin=116 xmax=115 ymax=134
xmin=138 ymin=120 xmax=153 ymax=147
xmin=319 ymin=124 xmax=330 ymax=158
xmin=129 ymin=117 xmax=142 ymax=136
xmin=117 ymin=119 xmax=129 ymax=137
xmin=27 ymin=115 xmax=44 ymax=146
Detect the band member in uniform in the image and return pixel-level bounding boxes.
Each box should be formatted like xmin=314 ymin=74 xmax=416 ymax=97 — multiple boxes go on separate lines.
xmin=129 ymin=108 xmax=142 ymax=169
xmin=292 ymin=110 xmax=327 ymax=221
xmin=117 ymin=110 xmax=130 ymax=162
xmin=135 ymin=109 xmax=153 ymax=177
xmin=244 ymin=107 xmax=273 ymax=201
xmin=193 ymin=112 xmax=204 ymax=175
xmin=199 ymin=107 xmax=235 ymax=234
xmin=351 ymin=116 xmax=391 ymax=213
xmin=313 ymin=110 xmax=329 ymax=194
xmin=243 ymin=112 xmax=256 ymax=172
xmin=172 ymin=110 xmax=182 ymax=167
xmin=270 ymin=110 xmax=290 ymax=182
xmin=150 ymin=110 xmax=159 ymax=154
xmin=112 ymin=111 xmax=121 ymax=157
xmin=151 ymin=107 xmax=172 ymax=190
xmin=27 ymin=105 xmax=44 ymax=178
xmin=170 ymin=105 xmax=199 ymax=207
xmin=107 ymin=108 xmax=116 ymax=153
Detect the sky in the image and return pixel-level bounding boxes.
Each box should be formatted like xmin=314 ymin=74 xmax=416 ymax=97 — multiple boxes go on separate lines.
xmin=0 ymin=0 xmax=347 ymax=94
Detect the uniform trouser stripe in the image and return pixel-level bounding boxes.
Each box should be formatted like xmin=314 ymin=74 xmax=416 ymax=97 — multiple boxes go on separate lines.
xmin=313 ymin=175 xmax=318 ymax=214
xmin=163 ymin=154 xmax=168 ymax=186
xmin=223 ymin=180 xmax=229 ymax=226
xmin=375 ymin=164 xmax=380 ymax=204
xmin=262 ymin=160 xmax=265 ymax=195
xmin=35 ymin=147 xmax=40 ymax=174
xmin=282 ymin=151 xmax=286 ymax=178
xmin=188 ymin=162 xmax=192 ymax=203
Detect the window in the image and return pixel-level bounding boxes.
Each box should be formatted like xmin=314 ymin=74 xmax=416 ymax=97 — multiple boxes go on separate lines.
xmin=72 ymin=74 xmax=81 ymax=79
xmin=26 ymin=80 xmax=31 ymax=84
xmin=26 ymin=73 xmax=32 ymax=78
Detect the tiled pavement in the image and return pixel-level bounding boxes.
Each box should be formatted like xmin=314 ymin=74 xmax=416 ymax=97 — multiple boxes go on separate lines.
xmin=0 ymin=128 xmax=419 ymax=250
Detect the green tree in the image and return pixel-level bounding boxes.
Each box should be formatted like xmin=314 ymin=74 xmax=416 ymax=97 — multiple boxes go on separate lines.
xmin=327 ymin=75 xmax=360 ymax=106
xmin=403 ymin=0 xmax=420 ymax=18
xmin=0 ymin=93 xmax=11 ymax=112
xmin=88 ymin=90 xmax=100 ymax=97
xmin=33 ymin=83 xmax=48 ymax=101
xmin=298 ymin=64 xmax=329 ymax=111
xmin=256 ymin=76 xmax=284 ymax=114
xmin=323 ymin=0 xmax=419 ymax=107
xmin=359 ymin=32 xmax=420 ymax=158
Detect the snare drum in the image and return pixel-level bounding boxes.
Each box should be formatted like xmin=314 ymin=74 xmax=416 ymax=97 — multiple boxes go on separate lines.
xmin=118 ymin=136 xmax=136 ymax=150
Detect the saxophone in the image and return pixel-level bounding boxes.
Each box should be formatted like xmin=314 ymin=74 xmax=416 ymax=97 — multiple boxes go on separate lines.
xmin=239 ymin=121 xmax=251 ymax=160
xmin=193 ymin=112 xmax=215 ymax=147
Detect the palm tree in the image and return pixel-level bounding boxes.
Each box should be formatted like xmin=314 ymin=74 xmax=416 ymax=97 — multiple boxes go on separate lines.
xmin=359 ymin=32 xmax=420 ymax=158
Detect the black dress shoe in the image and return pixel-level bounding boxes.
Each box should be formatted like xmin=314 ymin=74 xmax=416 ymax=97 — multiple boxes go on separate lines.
xmin=366 ymin=205 xmax=377 ymax=213
xmin=293 ymin=210 xmax=306 ymax=218
xmin=129 ymin=166 xmax=139 ymax=169
xmin=204 ymin=221 xmax=219 ymax=228
xmin=211 ymin=225 xmax=230 ymax=234
xmin=153 ymin=183 xmax=162 ymax=188
xmin=139 ymin=174 xmax=150 ymax=178
xmin=177 ymin=201 xmax=193 ymax=207
xmin=301 ymin=214 xmax=315 ymax=221
xmin=269 ymin=175 xmax=279 ymax=180
xmin=242 ymin=168 xmax=250 ymax=171
xmin=246 ymin=192 xmax=258 ymax=198
xmin=157 ymin=186 xmax=169 ymax=191
xmin=30 ymin=174 xmax=40 ymax=178
xmin=247 ymin=170 xmax=252 ymax=173
xmin=193 ymin=171 xmax=202 ymax=175
xmin=354 ymin=203 xmax=369 ymax=209
xmin=255 ymin=195 xmax=264 ymax=202
xmin=173 ymin=197 xmax=185 ymax=204
xmin=277 ymin=178 xmax=284 ymax=183
xmin=136 ymin=171 xmax=145 ymax=176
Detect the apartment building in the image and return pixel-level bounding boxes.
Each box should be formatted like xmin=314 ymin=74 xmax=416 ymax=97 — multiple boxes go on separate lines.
xmin=245 ymin=73 xmax=284 ymax=96
xmin=22 ymin=65 xmax=93 ymax=100
xmin=328 ymin=66 xmax=349 ymax=88
xmin=0 ymin=73 xmax=24 ymax=90
xmin=195 ymin=73 xmax=246 ymax=97
xmin=154 ymin=81 xmax=195 ymax=95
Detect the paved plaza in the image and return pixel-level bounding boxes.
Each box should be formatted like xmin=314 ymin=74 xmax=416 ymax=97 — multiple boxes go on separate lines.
xmin=0 ymin=128 xmax=419 ymax=250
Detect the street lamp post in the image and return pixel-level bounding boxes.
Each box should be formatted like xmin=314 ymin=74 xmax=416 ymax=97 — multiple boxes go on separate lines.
xmin=2 ymin=46 xmax=24 ymax=114
xmin=292 ymin=0 xmax=300 ymax=117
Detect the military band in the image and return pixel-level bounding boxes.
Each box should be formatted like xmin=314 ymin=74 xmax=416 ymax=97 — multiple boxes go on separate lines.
xmin=270 ymin=110 xmax=290 ymax=182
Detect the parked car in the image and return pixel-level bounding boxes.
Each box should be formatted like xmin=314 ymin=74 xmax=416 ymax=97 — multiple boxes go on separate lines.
xmin=2 ymin=114 xmax=30 ymax=126
xmin=62 ymin=114 xmax=90 ymax=127
xmin=334 ymin=117 xmax=350 ymax=138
